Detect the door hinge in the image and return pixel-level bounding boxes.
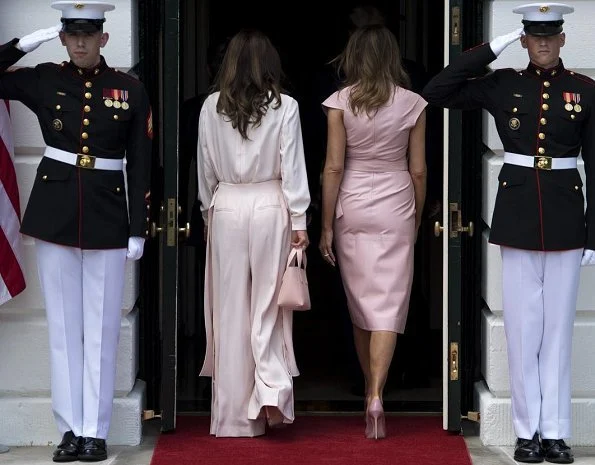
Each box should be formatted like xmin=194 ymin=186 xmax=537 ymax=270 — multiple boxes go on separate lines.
xmin=449 ymin=342 xmax=459 ymax=381
xmin=462 ymin=411 xmax=481 ymax=422
xmin=142 ymin=409 xmax=162 ymax=420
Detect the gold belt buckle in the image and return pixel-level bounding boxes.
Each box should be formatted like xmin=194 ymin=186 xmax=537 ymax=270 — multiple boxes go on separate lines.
xmin=76 ymin=154 xmax=96 ymax=169
xmin=534 ymin=156 xmax=552 ymax=170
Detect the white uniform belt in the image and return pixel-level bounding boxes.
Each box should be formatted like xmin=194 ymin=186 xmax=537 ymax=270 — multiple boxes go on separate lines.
xmin=43 ymin=146 xmax=123 ymax=171
xmin=504 ymin=152 xmax=577 ymax=170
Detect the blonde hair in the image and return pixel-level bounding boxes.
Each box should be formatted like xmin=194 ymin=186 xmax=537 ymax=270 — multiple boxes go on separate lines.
xmin=335 ymin=25 xmax=410 ymax=116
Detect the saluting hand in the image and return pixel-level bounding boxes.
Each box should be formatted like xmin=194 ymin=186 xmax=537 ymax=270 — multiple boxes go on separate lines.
xmin=489 ymin=27 xmax=524 ymax=57
xmin=17 ymin=23 xmax=62 ymax=53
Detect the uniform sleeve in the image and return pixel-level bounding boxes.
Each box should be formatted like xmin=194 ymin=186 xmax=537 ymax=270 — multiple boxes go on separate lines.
xmin=125 ymin=85 xmax=153 ymax=238
xmin=196 ymin=104 xmax=218 ymax=223
xmin=0 ymin=39 xmax=40 ymax=107
xmin=280 ymin=98 xmax=311 ymax=230
xmin=582 ymin=94 xmax=595 ymax=249
xmin=422 ymin=43 xmax=499 ymax=112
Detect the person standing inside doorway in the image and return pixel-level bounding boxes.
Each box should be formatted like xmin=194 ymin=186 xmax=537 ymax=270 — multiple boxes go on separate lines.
xmin=424 ymin=3 xmax=592 ymax=463
xmin=319 ymin=25 xmax=427 ymax=439
xmin=197 ymin=29 xmax=310 ymax=437
xmin=0 ymin=1 xmax=153 ymax=461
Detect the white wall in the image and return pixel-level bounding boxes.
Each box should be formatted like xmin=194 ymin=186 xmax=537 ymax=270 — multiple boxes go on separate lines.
xmin=0 ymin=0 xmax=145 ymax=446
xmin=479 ymin=0 xmax=595 ymax=446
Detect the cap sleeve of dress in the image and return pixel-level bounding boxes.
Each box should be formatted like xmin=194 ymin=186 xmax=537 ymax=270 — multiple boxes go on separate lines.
xmin=405 ymin=91 xmax=428 ymax=128
xmin=322 ymin=89 xmax=347 ymax=115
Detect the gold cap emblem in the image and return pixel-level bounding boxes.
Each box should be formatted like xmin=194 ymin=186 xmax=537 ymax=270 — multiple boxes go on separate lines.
xmin=539 ymin=6 xmax=549 ymax=13
xmin=75 ymin=3 xmax=85 ymax=9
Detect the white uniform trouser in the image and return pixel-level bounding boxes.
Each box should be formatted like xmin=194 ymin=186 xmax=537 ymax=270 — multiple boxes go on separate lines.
xmin=36 ymin=240 xmax=127 ymax=439
xmin=501 ymin=246 xmax=582 ymax=440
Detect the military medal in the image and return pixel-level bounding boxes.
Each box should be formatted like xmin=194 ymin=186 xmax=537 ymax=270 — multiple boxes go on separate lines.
xmin=574 ymin=94 xmax=581 ymax=112
xmin=113 ymin=100 xmax=122 ymax=109
xmin=121 ymin=90 xmax=129 ymax=110
xmin=104 ymin=99 xmax=113 ymax=108
xmin=52 ymin=119 xmax=63 ymax=131
xmin=563 ymin=92 xmax=573 ymax=111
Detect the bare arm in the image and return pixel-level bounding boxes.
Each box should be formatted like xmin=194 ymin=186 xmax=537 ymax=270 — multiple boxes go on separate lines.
xmin=319 ymin=108 xmax=346 ymax=266
xmin=408 ymin=110 xmax=427 ymax=235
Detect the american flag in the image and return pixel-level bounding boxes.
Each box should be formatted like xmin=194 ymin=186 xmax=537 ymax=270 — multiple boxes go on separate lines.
xmin=0 ymin=100 xmax=25 ymax=305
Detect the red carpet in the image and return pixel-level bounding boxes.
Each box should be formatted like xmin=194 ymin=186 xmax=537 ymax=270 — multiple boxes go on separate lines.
xmin=150 ymin=415 xmax=472 ymax=465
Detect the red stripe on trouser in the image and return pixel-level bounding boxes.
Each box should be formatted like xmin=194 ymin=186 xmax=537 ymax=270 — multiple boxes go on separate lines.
xmin=0 ymin=227 xmax=25 ymax=297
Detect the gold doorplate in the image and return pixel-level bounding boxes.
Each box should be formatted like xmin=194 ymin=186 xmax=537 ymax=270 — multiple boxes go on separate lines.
xmin=450 ymin=342 xmax=459 ymax=381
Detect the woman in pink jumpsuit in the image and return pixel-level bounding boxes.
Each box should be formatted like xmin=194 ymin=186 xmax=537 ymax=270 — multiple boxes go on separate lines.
xmin=319 ymin=25 xmax=427 ymax=439
xmin=197 ymin=30 xmax=310 ymax=437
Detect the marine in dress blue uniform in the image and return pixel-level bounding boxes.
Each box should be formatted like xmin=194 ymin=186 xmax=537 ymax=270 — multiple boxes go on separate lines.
xmin=423 ymin=3 xmax=591 ymax=463
xmin=0 ymin=1 xmax=152 ymax=462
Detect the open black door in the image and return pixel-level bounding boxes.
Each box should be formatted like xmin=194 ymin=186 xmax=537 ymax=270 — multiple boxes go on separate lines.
xmin=137 ymin=0 xmax=182 ymax=433
xmin=439 ymin=0 xmax=483 ymax=432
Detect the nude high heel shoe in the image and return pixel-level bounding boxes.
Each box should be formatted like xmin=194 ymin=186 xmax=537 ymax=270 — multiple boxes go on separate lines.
xmin=365 ymin=398 xmax=386 ymax=439
xmin=265 ymin=406 xmax=286 ymax=429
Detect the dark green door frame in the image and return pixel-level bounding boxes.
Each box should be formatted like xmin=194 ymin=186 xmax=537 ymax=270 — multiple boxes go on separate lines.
xmin=159 ymin=0 xmax=181 ymax=432
xmin=444 ymin=0 xmax=483 ymax=433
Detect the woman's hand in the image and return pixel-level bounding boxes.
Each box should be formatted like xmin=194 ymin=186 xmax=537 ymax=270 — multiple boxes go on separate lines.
xmin=319 ymin=228 xmax=336 ymax=266
xmin=291 ymin=230 xmax=309 ymax=249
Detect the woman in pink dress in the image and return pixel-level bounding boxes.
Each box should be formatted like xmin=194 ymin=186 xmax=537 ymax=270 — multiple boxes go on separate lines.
xmin=319 ymin=25 xmax=427 ymax=439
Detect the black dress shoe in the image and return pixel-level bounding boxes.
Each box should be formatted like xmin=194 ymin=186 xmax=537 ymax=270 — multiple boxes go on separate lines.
xmin=541 ymin=439 xmax=574 ymax=464
xmin=514 ymin=433 xmax=544 ymax=463
xmin=78 ymin=437 xmax=108 ymax=462
xmin=53 ymin=431 xmax=82 ymax=463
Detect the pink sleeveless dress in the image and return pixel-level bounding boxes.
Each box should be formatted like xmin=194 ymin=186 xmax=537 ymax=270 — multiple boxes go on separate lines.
xmin=322 ymin=86 xmax=427 ymax=333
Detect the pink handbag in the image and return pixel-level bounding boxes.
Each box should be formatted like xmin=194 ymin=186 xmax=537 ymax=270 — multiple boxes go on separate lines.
xmin=278 ymin=248 xmax=311 ymax=311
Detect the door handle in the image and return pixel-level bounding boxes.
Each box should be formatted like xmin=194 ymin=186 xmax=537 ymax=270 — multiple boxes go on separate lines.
xmin=150 ymin=222 xmax=163 ymax=238
xmin=434 ymin=221 xmax=444 ymax=237
xmin=178 ymin=222 xmax=191 ymax=240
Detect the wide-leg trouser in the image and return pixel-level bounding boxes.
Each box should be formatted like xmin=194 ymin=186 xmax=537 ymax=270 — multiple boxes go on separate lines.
xmin=36 ymin=240 xmax=126 ymax=439
xmin=501 ymin=246 xmax=582 ymax=440
xmin=208 ymin=181 xmax=293 ymax=437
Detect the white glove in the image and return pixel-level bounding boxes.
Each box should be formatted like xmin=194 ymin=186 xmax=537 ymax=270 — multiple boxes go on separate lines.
xmin=17 ymin=24 xmax=62 ymax=53
xmin=126 ymin=237 xmax=145 ymax=261
xmin=581 ymin=249 xmax=595 ymax=266
xmin=489 ymin=27 xmax=524 ymax=57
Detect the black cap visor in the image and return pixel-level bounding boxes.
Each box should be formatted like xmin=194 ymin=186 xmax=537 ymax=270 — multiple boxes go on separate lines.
xmin=61 ymin=18 xmax=105 ymax=33
xmin=522 ymin=19 xmax=564 ymax=36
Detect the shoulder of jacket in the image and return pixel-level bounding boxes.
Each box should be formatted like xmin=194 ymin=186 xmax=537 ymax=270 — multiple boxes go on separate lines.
xmin=566 ymin=69 xmax=595 ymax=87
xmin=36 ymin=61 xmax=62 ymax=71
xmin=109 ymin=67 xmax=143 ymax=84
xmin=494 ymin=68 xmax=518 ymax=76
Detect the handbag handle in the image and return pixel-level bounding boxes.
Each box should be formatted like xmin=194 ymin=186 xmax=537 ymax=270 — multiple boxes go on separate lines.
xmin=286 ymin=247 xmax=307 ymax=270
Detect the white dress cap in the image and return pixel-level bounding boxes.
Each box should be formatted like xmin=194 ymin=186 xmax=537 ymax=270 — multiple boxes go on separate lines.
xmin=512 ymin=3 xmax=574 ymax=21
xmin=51 ymin=1 xmax=115 ymax=20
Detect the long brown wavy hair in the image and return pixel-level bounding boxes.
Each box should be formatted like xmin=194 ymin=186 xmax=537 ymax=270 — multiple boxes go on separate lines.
xmin=213 ymin=29 xmax=282 ymax=140
xmin=335 ymin=25 xmax=411 ymax=117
